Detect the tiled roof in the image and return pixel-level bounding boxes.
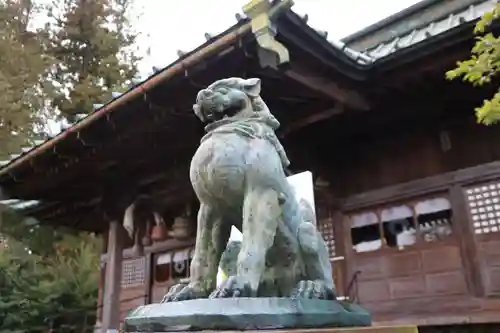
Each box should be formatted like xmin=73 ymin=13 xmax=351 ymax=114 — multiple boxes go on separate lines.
xmin=0 ymin=199 xmax=40 ymax=225
xmin=345 ymin=0 xmax=496 ymax=60
xmin=0 ymin=199 xmax=39 ymax=210
xmin=295 ymin=13 xmax=374 ymax=65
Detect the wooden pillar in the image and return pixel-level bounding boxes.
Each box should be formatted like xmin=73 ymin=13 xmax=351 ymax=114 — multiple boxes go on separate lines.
xmin=102 ymin=220 xmax=124 ymax=333
xmin=341 ymin=214 xmax=356 ymax=297
xmin=144 ymin=252 xmax=153 ymax=305
xmin=449 ymin=185 xmax=484 ymax=297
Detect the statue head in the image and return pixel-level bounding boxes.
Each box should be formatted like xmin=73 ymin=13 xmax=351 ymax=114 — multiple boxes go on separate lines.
xmin=192 ymin=77 xmax=262 ymax=123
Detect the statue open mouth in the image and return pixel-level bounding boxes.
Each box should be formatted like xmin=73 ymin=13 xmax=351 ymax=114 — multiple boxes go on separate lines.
xmin=199 ymin=96 xmax=245 ymax=123
xmin=220 ymin=100 xmax=245 ymax=119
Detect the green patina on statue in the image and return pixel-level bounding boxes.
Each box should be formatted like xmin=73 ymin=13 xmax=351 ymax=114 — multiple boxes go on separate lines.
xmin=161 ymin=78 xmax=336 ymax=301
xmin=124 ymin=78 xmax=371 ymax=332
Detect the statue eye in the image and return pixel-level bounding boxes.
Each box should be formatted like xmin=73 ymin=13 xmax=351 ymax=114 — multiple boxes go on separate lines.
xmin=216 ymin=88 xmax=228 ymax=95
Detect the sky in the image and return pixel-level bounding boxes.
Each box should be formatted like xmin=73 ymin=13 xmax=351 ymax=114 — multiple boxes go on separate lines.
xmin=134 ymin=0 xmax=422 ymax=76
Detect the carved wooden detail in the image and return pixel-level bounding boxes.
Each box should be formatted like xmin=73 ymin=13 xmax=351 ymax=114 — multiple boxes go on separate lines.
xmin=318 ymin=218 xmax=336 ymax=257
xmin=464 ymin=182 xmax=500 ymax=235
xmin=121 ymin=257 xmax=146 ymax=288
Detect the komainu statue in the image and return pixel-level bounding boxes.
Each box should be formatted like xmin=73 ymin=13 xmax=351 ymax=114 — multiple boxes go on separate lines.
xmin=162 ymin=78 xmax=335 ymax=301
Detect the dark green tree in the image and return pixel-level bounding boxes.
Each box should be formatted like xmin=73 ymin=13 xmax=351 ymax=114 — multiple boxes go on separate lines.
xmin=0 ymin=1 xmax=141 ymax=330
xmin=0 ymin=0 xmax=54 ymax=158
xmin=47 ymin=0 xmax=141 ymax=120
xmin=0 ymin=204 xmax=68 ymax=257
xmin=0 ymin=232 xmax=101 ymax=333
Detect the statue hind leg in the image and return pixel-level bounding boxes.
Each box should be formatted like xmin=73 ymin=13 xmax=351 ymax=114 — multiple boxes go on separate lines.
xmin=210 ymin=187 xmax=280 ymax=298
xmin=162 ymin=203 xmax=231 ymax=302
xmin=291 ymin=221 xmax=337 ymax=300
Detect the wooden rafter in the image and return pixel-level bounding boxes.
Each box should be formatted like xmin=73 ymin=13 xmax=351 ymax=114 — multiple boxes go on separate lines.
xmin=13 ymin=128 xmax=196 ymax=199
xmin=284 ymin=63 xmax=370 ymax=111
xmin=280 ymin=104 xmax=345 ymax=137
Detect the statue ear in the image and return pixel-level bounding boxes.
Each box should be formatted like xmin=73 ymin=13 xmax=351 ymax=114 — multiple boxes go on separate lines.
xmin=193 ymin=104 xmax=205 ymax=122
xmin=242 ymin=78 xmax=261 ymax=97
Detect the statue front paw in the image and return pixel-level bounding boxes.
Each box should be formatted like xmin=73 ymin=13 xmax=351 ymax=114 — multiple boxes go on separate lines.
xmin=290 ymin=280 xmax=336 ymax=300
xmin=161 ymin=282 xmax=210 ymax=302
xmin=209 ymin=276 xmax=254 ymax=298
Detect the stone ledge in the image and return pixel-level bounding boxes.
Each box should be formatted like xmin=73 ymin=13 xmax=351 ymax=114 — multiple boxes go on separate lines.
xmin=287 ymin=327 xmax=419 ymax=333
xmin=123 ymin=325 xmax=418 ymax=333
xmin=124 ymin=297 xmax=372 ymax=332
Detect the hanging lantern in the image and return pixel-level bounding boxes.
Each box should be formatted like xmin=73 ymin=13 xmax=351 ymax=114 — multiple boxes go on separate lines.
xmin=151 ymin=212 xmax=168 ymax=242
xmin=169 ymin=203 xmax=193 ymax=240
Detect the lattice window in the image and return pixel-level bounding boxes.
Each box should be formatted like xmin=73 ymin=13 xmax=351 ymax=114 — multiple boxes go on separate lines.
xmin=318 ymin=219 xmax=335 ymax=257
xmin=121 ymin=257 xmax=145 ymax=288
xmin=465 ymin=182 xmax=500 ymax=235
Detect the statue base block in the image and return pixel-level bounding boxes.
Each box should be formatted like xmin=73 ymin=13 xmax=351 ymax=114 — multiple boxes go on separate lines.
xmin=124 ymin=297 xmax=372 ymax=332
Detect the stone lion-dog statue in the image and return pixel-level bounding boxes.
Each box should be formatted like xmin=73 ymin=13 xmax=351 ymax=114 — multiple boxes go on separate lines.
xmin=162 ymin=78 xmax=336 ymax=301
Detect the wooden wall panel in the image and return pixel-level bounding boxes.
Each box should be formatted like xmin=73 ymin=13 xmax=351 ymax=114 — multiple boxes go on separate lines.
xmin=421 ymin=246 xmax=462 ymax=273
xmin=118 ymin=287 xmax=146 ymax=321
xmin=486 ymin=267 xmax=500 ymax=294
xmin=335 ymin=114 xmax=500 ymax=198
xmin=479 ymin=239 xmax=500 ymax=296
xmin=384 ymin=252 xmax=421 ymax=278
xmin=354 ymin=243 xmax=467 ymax=307
xmin=357 ymin=280 xmax=390 ymax=303
xmin=425 ymin=271 xmax=467 ymax=295
xmin=151 ymin=285 xmax=170 ymax=303
xmin=121 ymin=286 xmax=145 ymax=300
xmin=480 ymin=239 xmax=500 ymax=267
xmin=335 ymin=125 xmax=446 ymax=196
xmin=388 ymin=275 xmax=426 ymax=299
xmin=356 ymin=256 xmax=386 ymax=281
xmin=363 ymin=294 xmax=484 ymax=317
xmin=119 ymin=296 xmax=144 ymax=314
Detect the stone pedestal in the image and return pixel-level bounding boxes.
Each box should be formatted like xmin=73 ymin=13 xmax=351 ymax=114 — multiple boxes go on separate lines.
xmin=122 ymin=325 xmax=418 ymax=333
xmin=124 ymin=298 xmax=372 ymax=332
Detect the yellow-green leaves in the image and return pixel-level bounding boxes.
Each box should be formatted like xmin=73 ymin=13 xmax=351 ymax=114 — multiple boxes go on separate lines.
xmin=446 ymin=3 xmax=500 ymax=125
xmin=475 ymin=91 xmax=500 ymax=125
xmin=474 ymin=4 xmax=500 ymax=33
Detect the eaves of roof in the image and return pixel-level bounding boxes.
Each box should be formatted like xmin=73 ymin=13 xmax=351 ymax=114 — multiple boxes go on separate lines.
xmin=342 ymin=0 xmax=448 ymax=45
xmin=0 ymin=2 xmax=373 ymax=184
xmin=0 ymin=0 xmax=493 ymax=187
xmin=342 ymin=0 xmax=495 ymax=61
xmin=0 ymin=15 xmax=252 ymax=181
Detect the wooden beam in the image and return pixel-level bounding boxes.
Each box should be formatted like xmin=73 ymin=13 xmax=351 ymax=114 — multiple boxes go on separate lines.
xmin=101 ymin=238 xmax=195 ymax=262
xmin=284 ymin=63 xmax=370 ymax=111
xmin=280 ymin=104 xmax=345 ymax=137
xmin=101 ymin=220 xmax=124 ymax=333
xmin=15 ymin=141 xmax=193 ymax=202
xmin=449 ymin=185 xmax=485 ymax=297
xmin=8 ymin=104 xmax=199 ymax=198
xmin=380 ymin=48 xmax=471 ymax=84
xmin=343 ymin=159 xmax=500 ymax=211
